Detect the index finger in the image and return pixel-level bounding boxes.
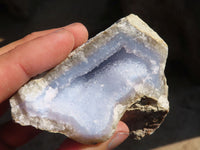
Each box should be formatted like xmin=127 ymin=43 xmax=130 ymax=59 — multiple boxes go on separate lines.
xmin=0 ymin=23 xmax=88 ymax=55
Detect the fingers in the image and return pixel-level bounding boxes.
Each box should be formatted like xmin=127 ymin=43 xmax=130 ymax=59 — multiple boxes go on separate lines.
xmin=0 ymin=23 xmax=88 ymax=104
xmin=0 ymin=121 xmax=41 ymax=148
xmin=0 ymin=23 xmax=88 ymax=55
xmin=58 ymin=121 xmax=129 ymax=150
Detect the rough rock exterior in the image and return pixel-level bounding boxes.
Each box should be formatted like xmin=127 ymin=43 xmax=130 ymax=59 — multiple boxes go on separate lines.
xmin=10 ymin=14 xmax=169 ymax=144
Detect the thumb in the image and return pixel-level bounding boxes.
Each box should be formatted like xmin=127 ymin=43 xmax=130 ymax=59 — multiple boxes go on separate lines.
xmin=58 ymin=121 xmax=129 ymax=150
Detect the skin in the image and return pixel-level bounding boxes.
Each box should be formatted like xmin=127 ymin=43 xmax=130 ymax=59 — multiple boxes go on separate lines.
xmin=0 ymin=23 xmax=129 ymax=150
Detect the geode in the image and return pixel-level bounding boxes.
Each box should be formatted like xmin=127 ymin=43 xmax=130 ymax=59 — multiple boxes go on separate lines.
xmin=10 ymin=14 xmax=169 ymax=144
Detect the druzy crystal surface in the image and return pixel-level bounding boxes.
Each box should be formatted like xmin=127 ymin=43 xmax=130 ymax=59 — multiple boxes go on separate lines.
xmin=10 ymin=14 xmax=169 ymax=144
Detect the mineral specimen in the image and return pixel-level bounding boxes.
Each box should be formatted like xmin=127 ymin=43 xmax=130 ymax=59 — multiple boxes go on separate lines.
xmin=10 ymin=14 xmax=169 ymax=144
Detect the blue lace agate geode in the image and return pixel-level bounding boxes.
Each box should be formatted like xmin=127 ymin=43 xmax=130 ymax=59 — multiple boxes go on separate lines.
xmin=10 ymin=14 xmax=169 ymax=144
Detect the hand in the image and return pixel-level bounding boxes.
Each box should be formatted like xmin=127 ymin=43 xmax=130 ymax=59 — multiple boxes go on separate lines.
xmin=0 ymin=23 xmax=129 ymax=150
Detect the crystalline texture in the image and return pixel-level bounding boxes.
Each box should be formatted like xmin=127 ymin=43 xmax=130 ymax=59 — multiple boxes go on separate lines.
xmin=10 ymin=14 xmax=169 ymax=144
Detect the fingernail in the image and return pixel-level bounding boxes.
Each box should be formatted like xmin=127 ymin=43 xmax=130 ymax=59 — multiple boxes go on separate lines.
xmin=108 ymin=132 xmax=129 ymax=150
